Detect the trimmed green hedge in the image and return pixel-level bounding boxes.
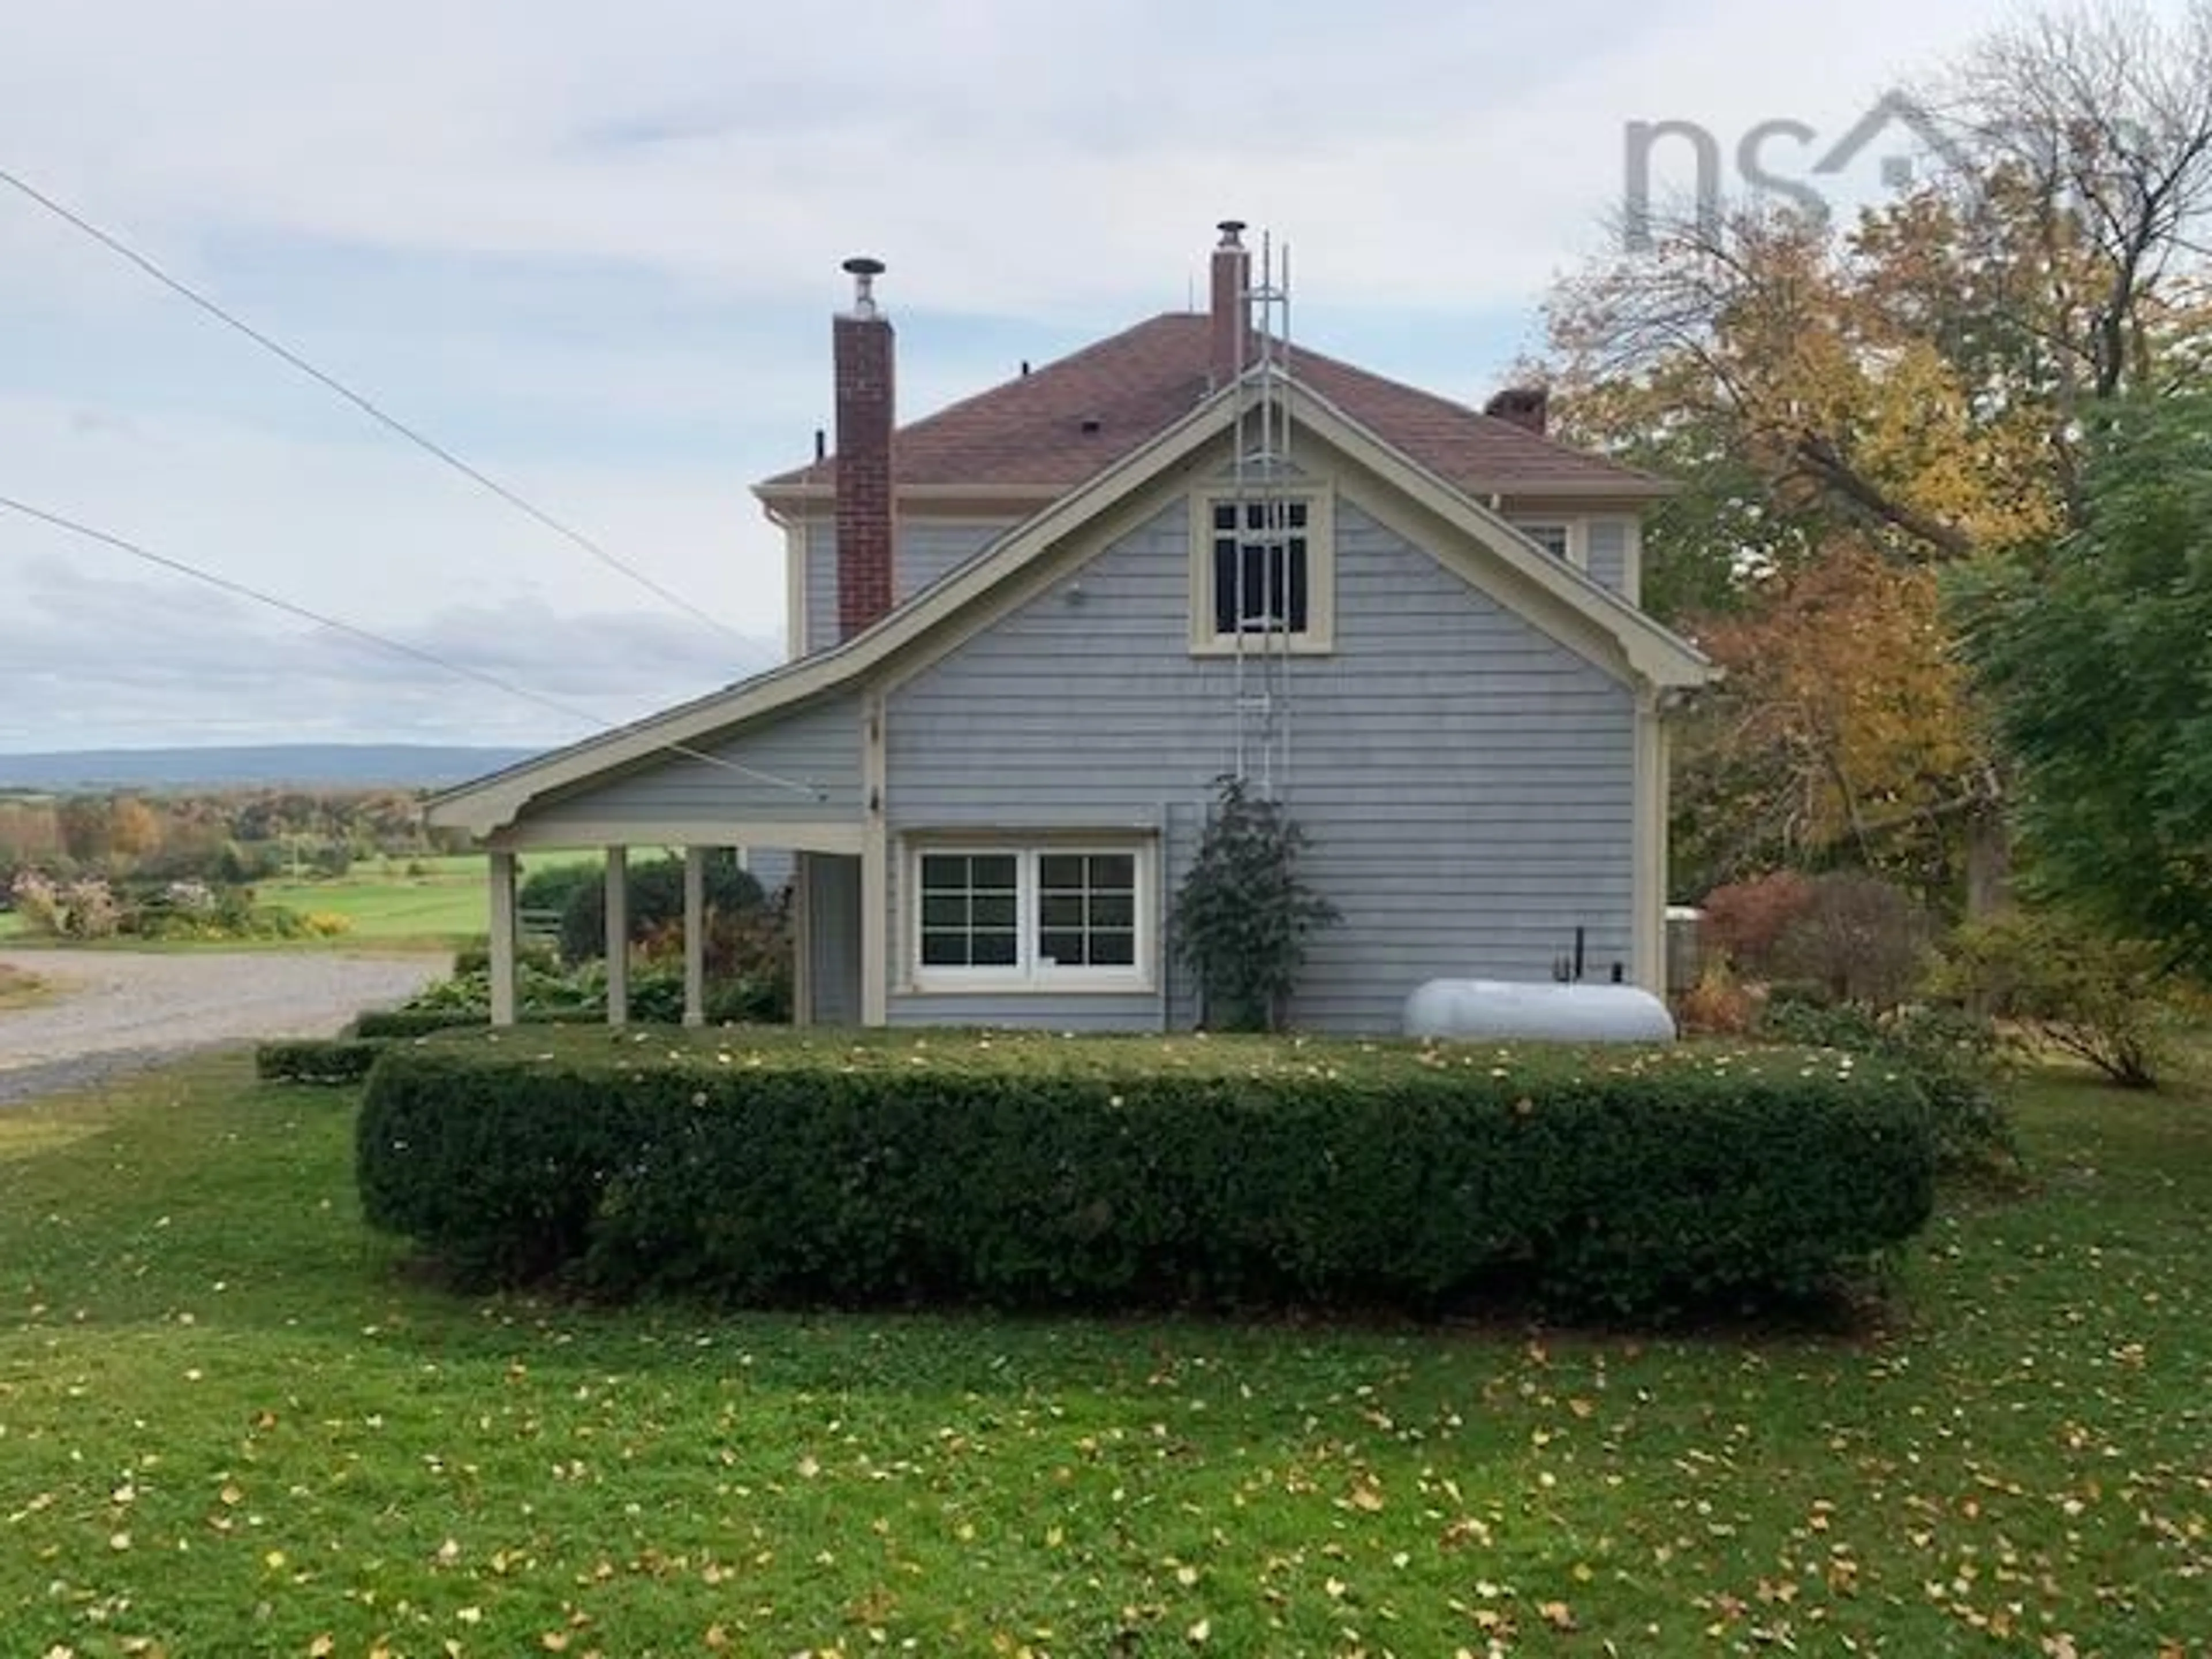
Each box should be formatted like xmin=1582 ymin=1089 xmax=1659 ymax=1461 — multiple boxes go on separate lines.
xmin=256 ymin=1038 xmax=386 ymax=1085
xmin=355 ymin=1029 xmax=1936 ymax=1317
xmin=350 ymin=1007 xmax=608 ymax=1040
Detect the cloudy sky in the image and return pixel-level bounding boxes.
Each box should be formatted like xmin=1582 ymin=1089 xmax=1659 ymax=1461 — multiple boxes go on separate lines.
xmin=0 ymin=0 xmax=2106 ymax=753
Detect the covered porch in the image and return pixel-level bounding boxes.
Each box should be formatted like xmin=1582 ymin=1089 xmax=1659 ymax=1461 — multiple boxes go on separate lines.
xmin=478 ymin=821 xmax=870 ymax=1029
xmin=423 ymin=683 xmax=884 ymax=1031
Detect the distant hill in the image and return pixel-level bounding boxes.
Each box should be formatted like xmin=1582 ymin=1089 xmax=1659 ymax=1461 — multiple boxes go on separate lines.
xmin=0 ymin=744 xmax=538 ymax=791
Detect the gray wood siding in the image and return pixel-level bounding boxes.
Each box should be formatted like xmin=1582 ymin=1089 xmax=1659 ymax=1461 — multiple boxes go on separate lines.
xmin=524 ymin=692 xmax=863 ymax=834
xmin=804 ymin=853 xmax=862 ymax=1026
xmin=745 ymin=848 xmax=794 ymax=894
xmin=883 ymin=499 xmax=1635 ymax=1033
xmin=1587 ymin=517 xmax=1629 ymax=596
xmin=803 ymin=519 xmax=1017 ymax=655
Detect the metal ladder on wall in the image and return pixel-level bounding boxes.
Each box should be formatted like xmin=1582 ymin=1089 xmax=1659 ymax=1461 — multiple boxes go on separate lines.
xmin=1229 ymin=232 xmax=1297 ymax=798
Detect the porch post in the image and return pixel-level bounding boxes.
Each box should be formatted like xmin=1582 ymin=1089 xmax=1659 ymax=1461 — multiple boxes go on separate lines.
xmin=487 ymin=849 xmax=518 ymax=1028
xmin=790 ymin=851 xmax=814 ymax=1028
xmin=604 ymin=844 xmax=629 ymax=1027
xmin=683 ymin=844 xmax=707 ymax=1027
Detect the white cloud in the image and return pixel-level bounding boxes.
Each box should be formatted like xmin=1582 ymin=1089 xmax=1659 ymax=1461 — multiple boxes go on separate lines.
xmin=0 ymin=554 xmax=773 ymax=751
xmin=0 ymin=0 xmax=2173 ymax=751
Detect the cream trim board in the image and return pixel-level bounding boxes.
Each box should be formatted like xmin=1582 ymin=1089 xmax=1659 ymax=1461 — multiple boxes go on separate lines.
xmin=1622 ymin=516 xmax=1644 ymax=608
xmin=785 ymin=516 xmax=809 ymax=661
xmin=1630 ymin=691 xmax=1667 ymax=994
xmin=860 ymin=690 xmax=890 ymax=1026
xmin=488 ymin=819 xmax=863 ymax=855
xmin=900 ymin=835 xmax=1157 ymax=995
xmin=1186 ymin=484 xmax=1338 ymax=655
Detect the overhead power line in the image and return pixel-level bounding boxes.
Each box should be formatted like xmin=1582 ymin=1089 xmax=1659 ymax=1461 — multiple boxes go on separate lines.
xmin=0 ymin=164 xmax=748 ymax=643
xmin=0 ymin=493 xmax=824 ymax=801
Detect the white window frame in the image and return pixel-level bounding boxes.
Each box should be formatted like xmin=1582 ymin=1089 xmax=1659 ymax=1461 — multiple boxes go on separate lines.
xmin=906 ymin=840 xmax=1154 ymax=994
xmin=1509 ymin=518 xmax=1586 ymax=571
xmin=1188 ymin=487 xmax=1336 ymax=654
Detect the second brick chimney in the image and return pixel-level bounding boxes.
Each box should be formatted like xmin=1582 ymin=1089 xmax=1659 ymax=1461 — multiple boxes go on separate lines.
xmin=1210 ymin=219 xmax=1249 ymax=391
xmin=834 ymin=255 xmax=896 ymax=641
xmin=1484 ymin=385 xmax=1549 ymax=437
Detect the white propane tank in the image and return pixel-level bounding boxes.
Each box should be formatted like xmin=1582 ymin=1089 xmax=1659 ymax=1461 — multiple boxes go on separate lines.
xmin=1402 ymin=979 xmax=1677 ymax=1043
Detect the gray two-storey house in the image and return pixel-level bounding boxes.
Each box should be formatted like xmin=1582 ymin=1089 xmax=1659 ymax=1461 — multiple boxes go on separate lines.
xmin=430 ymin=224 xmax=1714 ymax=1032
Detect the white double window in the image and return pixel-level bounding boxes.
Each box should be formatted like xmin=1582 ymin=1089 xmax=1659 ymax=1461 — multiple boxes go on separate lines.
xmin=910 ymin=844 xmax=1150 ymax=990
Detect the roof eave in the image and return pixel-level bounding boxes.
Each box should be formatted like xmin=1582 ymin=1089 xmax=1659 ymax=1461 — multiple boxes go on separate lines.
xmin=753 ymin=480 xmax=1071 ymax=512
xmin=438 ymin=385 xmax=1250 ymax=839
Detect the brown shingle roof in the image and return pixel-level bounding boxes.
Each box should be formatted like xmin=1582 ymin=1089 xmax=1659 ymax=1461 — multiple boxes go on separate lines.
xmin=758 ymin=311 xmax=1664 ymax=501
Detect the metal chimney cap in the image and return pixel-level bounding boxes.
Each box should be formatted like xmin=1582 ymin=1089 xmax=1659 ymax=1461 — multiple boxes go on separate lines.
xmin=1215 ymin=219 xmax=1247 ymax=245
xmin=840 ymin=255 xmax=887 ymax=317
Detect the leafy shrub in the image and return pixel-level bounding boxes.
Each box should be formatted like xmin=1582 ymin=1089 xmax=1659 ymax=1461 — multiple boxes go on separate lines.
xmin=358 ymin=1031 xmax=1935 ymax=1317
xmin=558 ymin=851 xmax=766 ymax=967
xmin=256 ymin=1038 xmax=385 ymax=1084
xmin=1674 ymin=963 xmax=1759 ymax=1036
xmin=1771 ymin=872 xmax=1930 ymax=1009
xmin=517 ymin=858 xmax=603 ymax=924
xmin=220 ymin=841 xmax=286 ymax=884
xmin=353 ymin=1007 xmax=607 ymax=1040
xmin=414 ymin=911 xmax=790 ymax=1027
xmin=1927 ymin=907 xmax=2186 ymax=1089
xmin=8 ymin=872 xmax=122 ymax=938
xmin=635 ymin=899 xmax=793 ymax=1024
xmin=1171 ymin=777 xmax=1340 ymax=1031
xmin=1700 ymin=870 xmax=1816 ymax=976
xmin=1760 ymin=998 xmax=2018 ymax=1176
xmin=450 ymin=937 xmax=560 ymax=976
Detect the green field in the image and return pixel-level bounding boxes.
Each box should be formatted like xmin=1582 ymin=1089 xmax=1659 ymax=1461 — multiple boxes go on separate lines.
xmin=2 ymin=1049 xmax=2208 ymax=1654
xmin=1 ymin=852 xmax=605 ymax=949
xmin=256 ymin=859 xmax=493 ymax=941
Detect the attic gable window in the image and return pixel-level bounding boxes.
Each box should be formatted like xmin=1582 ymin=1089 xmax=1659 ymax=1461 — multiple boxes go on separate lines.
xmin=1510 ymin=520 xmax=1585 ymax=569
xmin=1189 ymin=488 xmax=1335 ymax=654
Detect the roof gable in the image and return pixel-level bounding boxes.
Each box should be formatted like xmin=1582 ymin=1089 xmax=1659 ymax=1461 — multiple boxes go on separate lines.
xmin=435 ymin=376 xmax=1710 ymax=838
xmin=758 ymin=312 xmax=1665 ymax=504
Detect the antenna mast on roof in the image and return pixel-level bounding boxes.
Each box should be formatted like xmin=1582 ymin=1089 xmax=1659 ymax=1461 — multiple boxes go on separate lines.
xmin=1228 ymin=226 xmax=1297 ymax=798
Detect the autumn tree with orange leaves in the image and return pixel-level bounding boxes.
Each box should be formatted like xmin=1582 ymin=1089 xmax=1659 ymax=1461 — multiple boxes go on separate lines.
xmin=1545 ymin=3 xmax=2212 ymax=912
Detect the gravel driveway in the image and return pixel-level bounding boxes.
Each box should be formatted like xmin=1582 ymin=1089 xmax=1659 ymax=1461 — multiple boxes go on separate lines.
xmin=0 ymin=949 xmax=444 ymax=1106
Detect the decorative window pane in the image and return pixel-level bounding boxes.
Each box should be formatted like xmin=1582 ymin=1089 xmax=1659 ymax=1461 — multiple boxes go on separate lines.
xmin=1036 ymin=852 xmax=1138 ymax=969
xmin=918 ymin=853 xmax=1020 ymax=969
xmin=1211 ymin=497 xmax=1310 ymax=635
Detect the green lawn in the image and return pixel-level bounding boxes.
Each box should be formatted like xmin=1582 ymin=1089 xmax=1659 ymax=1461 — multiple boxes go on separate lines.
xmin=257 ymin=852 xmax=601 ymax=944
xmin=2 ymin=1055 xmax=2208 ymax=1656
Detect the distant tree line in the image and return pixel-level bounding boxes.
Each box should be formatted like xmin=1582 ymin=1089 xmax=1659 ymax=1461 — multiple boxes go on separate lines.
xmin=0 ymin=787 xmax=472 ymax=888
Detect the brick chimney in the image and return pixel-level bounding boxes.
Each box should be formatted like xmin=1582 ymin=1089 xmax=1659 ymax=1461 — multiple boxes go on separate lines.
xmin=834 ymin=255 xmax=895 ymax=640
xmin=1484 ymin=385 xmax=1549 ymax=436
xmin=1209 ymin=219 xmax=1249 ymax=391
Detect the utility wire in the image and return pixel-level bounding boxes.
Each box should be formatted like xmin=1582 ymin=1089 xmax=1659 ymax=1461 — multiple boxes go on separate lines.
xmin=0 ymin=493 xmax=825 ymax=800
xmin=0 ymin=164 xmax=748 ymax=643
